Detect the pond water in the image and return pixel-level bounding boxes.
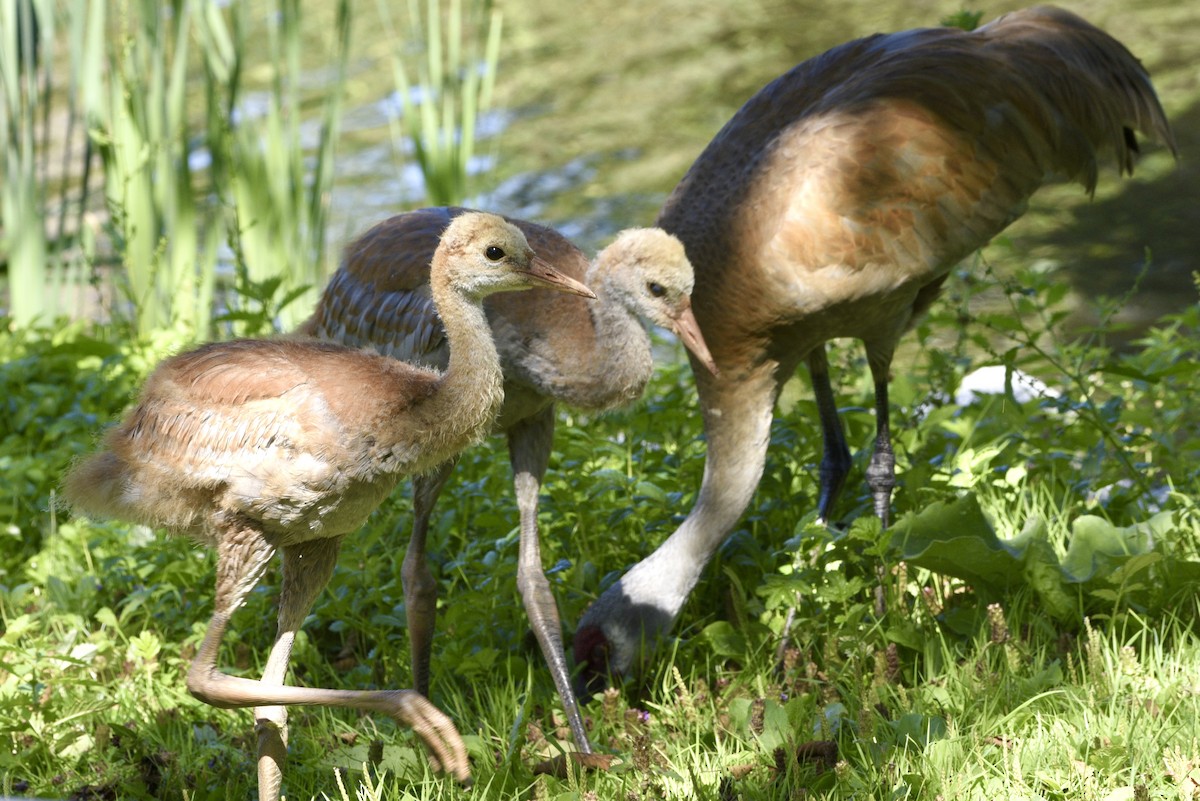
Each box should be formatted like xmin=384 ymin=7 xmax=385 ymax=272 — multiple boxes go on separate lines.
xmin=310 ymin=0 xmax=1198 ymax=345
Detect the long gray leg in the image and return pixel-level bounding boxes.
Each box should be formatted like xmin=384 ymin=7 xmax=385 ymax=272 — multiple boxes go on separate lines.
xmin=509 ymin=405 xmax=591 ymax=753
xmin=186 ymin=524 xmax=470 ymax=800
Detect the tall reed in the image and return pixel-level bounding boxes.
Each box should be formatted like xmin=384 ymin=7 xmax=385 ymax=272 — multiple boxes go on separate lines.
xmin=1 ymin=0 xmax=96 ymax=327
xmin=198 ymin=0 xmax=351 ymax=333
xmin=93 ymin=0 xmax=212 ymax=336
xmin=4 ymin=0 xmax=488 ymax=337
xmin=2 ymin=1 xmax=351 ymax=337
xmin=1 ymin=0 xmax=42 ymax=325
xmin=378 ymin=0 xmax=503 ymax=207
xmin=95 ymin=0 xmax=352 ymax=336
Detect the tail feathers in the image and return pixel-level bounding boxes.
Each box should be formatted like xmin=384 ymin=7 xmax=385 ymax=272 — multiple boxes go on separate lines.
xmin=981 ymin=6 xmax=1178 ymax=185
xmin=61 ymin=447 xmax=213 ymax=536
xmin=60 ymin=450 xmax=131 ymax=522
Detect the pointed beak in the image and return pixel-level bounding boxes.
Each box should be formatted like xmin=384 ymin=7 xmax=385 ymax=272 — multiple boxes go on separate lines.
xmin=524 ymin=255 xmax=597 ymax=299
xmin=670 ymin=297 xmax=719 ymax=376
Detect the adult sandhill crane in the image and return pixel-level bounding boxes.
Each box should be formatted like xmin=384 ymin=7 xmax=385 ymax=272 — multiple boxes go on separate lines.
xmin=61 ymin=213 xmax=596 ymax=801
xmin=298 ymin=206 xmax=718 ymax=754
xmin=574 ymin=6 xmax=1177 ymax=691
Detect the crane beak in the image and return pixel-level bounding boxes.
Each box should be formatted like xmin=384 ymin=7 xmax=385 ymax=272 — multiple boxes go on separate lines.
xmin=524 ymin=255 xmax=597 ymax=299
xmin=670 ymin=297 xmax=719 ymax=376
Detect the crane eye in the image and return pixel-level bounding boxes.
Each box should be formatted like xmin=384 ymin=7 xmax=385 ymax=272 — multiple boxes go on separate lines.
xmin=485 ymin=246 xmax=505 ymax=261
xmin=648 ymin=281 xmax=666 ymax=298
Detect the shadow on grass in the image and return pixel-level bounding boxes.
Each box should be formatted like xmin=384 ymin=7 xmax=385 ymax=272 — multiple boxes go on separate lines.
xmin=1032 ymin=98 xmax=1200 ymax=334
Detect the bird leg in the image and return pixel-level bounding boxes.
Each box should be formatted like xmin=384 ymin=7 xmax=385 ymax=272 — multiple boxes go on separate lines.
xmin=404 ymin=461 xmax=455 ymax=696
xmin=807 ymin=347 xmax=851 ymax=524
xmin=187 ymin=526 xmax=277 ymax=713
xmin=865 ymin=373 xmax=895 ymax=530
xmin=187 ymin=524 xmax=471 ymax=797
xmin=254 ymin=537 xmax=342 ymax=801
xmin=508 ymin=406 xmax=593 ymax=754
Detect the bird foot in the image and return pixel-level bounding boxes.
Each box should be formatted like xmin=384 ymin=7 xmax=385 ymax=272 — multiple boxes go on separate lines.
xmin=382 ymin=690 xmax=472 ymax=784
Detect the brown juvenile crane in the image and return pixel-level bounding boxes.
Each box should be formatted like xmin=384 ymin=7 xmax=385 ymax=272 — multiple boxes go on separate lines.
xmin=299 ymin=206 xmax=718 ymax=754
xmin=574 ymin=5 xmax=1178 ymax=690
xmin=62 ymin=213 xmax=596 ymax=801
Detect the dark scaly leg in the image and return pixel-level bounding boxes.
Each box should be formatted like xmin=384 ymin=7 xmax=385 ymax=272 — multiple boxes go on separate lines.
xmin=404 ymin=461 xmax=455 ymax=696
xmin=807 ymin=346 xmax=851 ymax=524
xmin=864 ymin=347 xmax=898 ymax=618
xmin=865 ymin=358 xmax=896 ymax=529
xmin=778 ymin=349 xmax=851 ymax=666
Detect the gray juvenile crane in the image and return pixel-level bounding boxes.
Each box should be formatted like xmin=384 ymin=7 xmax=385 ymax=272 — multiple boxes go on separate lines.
xmin=299 ymin=206 xmax=718 ymax=753
xmin=574 ymin=6 xmax=1177 ymax=690
xmin=61 ymin=213 xmax=596 ymax=801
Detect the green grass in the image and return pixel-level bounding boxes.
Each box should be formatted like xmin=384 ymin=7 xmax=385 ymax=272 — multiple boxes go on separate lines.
xmin=3 ymin=2 xmax=1198 ymax=798
xmin=2 ymin=276 xmax=1199 ymax=798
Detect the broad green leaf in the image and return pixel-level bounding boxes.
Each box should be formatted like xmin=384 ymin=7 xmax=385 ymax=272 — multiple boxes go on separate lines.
xmin=1061 ymin=513 xmax=1161 ymax=582
xmin=1021 ymin=521 xmax=1076 ymax=621
xmin=890 ymin=494 xmax=1030 ymax=591
xmin=701 ymin=620 xmax=747 ymax=659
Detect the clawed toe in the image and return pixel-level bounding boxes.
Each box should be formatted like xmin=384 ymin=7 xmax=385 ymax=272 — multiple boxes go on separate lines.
xmin=385 ymin=690 xmax=472 ymax=783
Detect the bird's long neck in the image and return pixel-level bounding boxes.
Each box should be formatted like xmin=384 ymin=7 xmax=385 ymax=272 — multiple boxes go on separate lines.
xmin=578 ymin=364 xmax=778 ymax=672
xmin=407 ymin=273 xmax=505 ymax=466
xmin=577 ymin=260 xmax=655 ymax=407
xmin=627 ymin=366 xmax=774 ymax=602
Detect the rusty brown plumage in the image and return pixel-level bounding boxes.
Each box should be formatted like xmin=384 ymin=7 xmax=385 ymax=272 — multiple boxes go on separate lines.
xmin=574 ymin=5 xmax=1176 ymax=691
